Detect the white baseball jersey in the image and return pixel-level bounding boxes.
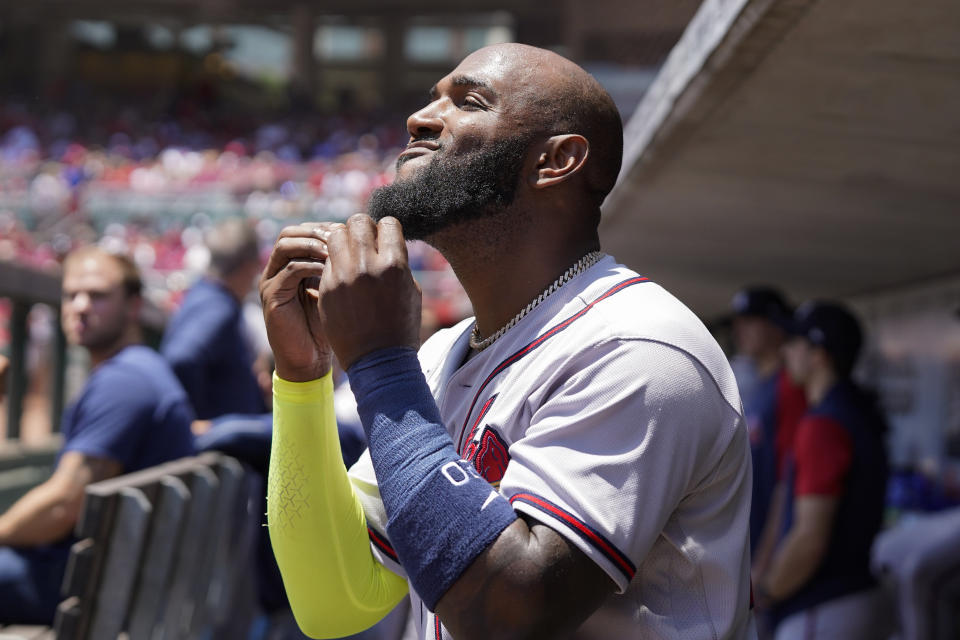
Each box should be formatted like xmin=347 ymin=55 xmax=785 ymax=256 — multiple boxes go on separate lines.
xmin=348 ymin=255 xmax=756 ymax=639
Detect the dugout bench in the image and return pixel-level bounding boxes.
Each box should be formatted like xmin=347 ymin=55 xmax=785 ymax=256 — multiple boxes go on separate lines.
xmin=0 ymin=452 xmax=261 ymax=640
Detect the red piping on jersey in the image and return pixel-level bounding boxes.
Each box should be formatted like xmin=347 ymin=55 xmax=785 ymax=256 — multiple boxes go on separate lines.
xmin=367 ymin=526 xmax=398 ymax=563
xmin=434 ymin=613 xmax=442 ymax=639
xmin=456 ymin=275 xmax=650 ymax=450
xmin=460 ymin=394 xmax=497 ymax=455
xmin=510 ymin=492 xmax=636 ymax=581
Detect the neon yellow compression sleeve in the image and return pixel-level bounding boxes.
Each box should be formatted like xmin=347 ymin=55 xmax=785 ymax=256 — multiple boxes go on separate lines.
xmin=268 ymin=371 xmax=408 ymax=639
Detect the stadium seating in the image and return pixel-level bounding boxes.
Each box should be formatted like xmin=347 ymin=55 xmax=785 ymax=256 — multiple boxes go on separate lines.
xmin=0 ymin=452 xmax=260 ymax=640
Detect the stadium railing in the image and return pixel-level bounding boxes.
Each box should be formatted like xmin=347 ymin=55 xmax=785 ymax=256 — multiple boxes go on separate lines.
xmin=0 ymin=261 xmax=65 ymax=444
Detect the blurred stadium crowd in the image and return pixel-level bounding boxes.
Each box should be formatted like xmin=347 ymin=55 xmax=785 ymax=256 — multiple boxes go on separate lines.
xmin=0 ymin=96 xmax=471 ymax=346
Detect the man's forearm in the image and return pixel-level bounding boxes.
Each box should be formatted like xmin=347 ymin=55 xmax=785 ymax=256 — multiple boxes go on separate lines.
xmin=762 ymin=527 xmax=825 ymax=600
xmin=348 ymin=348 xmax=615 ymax=639
xmin=761 ymin=495 xmax=837 ymax=601
xmin=752 ymin=483 xmax=786 ymax=578
xmin=0 ymin=480 xmax=81 ymax=546
xmin=0 ymin=451 xmax=123 ymax=547
xmin=348 ymin=347 xmax=518 ymax=611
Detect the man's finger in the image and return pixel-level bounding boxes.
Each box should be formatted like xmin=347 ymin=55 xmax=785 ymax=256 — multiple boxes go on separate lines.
xmin=276 ymin=222 xmax=336 ymax=239
xmin=297 ymin=221 xmax=338 ymax=232
xmin=345 ymin=214 xmax=377 ymax=267
xmin=323 ymin=223 xmax=351 ymax=280
xmin=376 ymin=217 xmax=408 ymax=266
xmin=264 ymin=236 xmax=329 ymax=279
xmin=262 ymin=260 xmax=326 ymax=295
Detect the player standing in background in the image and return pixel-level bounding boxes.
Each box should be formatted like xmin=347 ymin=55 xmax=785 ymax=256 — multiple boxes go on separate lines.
xmin=756 ymin=301 xmax=889 ymax=640
xmin=728 ymin=287 xmax=806 ymax=560
xmin=262 ymin=43 xmax=756 ymax=639
xmin=0 ymin=247 xmax=195 ymax=624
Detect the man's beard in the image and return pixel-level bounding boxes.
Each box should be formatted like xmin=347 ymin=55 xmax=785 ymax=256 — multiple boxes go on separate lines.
xmin=368 ymin=135 xmax=532 ymax=241
xmin=74 ymin=316 xmax=127 ymax=354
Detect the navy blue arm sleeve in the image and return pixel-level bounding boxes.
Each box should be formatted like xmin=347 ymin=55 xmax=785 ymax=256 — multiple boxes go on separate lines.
xmin=348 ymin=347 xmax=518 ymax=610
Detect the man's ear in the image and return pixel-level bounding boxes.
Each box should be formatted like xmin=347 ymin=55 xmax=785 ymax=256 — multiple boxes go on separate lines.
xmin=531 ymin=134 xmax=589 ymax=190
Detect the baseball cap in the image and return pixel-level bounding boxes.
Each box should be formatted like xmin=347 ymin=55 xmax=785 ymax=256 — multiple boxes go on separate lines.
xmin=789 ymin=301 xmax=863 ymax=375
xmin=731 ymin=286 xmax=792 ymax=328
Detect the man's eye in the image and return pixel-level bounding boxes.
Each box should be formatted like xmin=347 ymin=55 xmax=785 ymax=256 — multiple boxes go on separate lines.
xmin=463 ymin=96 xmax=484 ymax=109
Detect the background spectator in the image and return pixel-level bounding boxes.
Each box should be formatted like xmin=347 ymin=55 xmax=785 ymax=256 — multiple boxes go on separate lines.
xmin=0 ymin=247 xmax=195 ymax=624
xmin=161 ymin=217 xmax=267 ymax=419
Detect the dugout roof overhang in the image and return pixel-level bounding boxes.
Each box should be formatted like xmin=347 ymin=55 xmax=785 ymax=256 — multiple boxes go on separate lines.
xmin=600 ymin=0 xmax=960 ymax=321
xmin=1 ymin=0 xmax=543 ymax=24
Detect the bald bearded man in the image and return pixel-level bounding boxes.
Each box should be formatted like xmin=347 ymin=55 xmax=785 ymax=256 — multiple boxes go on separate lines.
xmin=262 ymin=44 xmax=755 ymax=639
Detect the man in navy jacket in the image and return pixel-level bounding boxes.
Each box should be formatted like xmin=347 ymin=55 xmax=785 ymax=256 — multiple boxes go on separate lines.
xmin=161 ymin=218 xmax=267 ymax=419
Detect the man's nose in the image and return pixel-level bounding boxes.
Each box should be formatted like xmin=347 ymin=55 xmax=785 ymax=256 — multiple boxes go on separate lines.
xmin=70 ymin=292 xmax=91 ymax=312
xmin=407 ymin=103 xmax=443 ymax=139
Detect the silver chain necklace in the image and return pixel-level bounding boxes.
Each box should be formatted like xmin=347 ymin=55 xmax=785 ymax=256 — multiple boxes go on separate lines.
xmin=469 ymin=251 xmax=605 ymax=352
